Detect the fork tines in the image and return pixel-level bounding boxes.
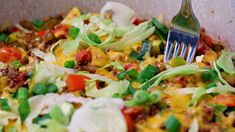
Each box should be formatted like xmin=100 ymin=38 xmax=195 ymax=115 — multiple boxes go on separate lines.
xmin=164 ymin=28 xmax=199 ymax=63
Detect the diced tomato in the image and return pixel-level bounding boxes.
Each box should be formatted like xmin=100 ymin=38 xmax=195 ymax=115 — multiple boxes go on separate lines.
xmin=76 ymin=49 xmax=92 ymax=65
xmin=196 ymin=40 xmax=209 ymax=55
xmin=66 ymin=74 xmax=90 ymax=91
xmin=84 ymin=19 xmax=90 ymax=25
xmin=124 ymin=62 xmax=140 ymax=71
xmin=9 ymin=26 xmax=21 ymax=33
xmin=212 ymin=95 xmax=235 ymax=107
xmin=37 ymin=30 xmax=47 ymax=37
xmin=203 ymin=35 xmax=213 ymax=48
xmin=0 ymin=46 xmax=22 ymax=63
xmin=122 ymin=112 xmax=134 ymax=132
xmin=53 ymin=24 xmax=69 ymax=38
xmin=122 ymin=106 xmax=144 ymax=119
xmin=132 ymin=18 xmax=142 ymax=25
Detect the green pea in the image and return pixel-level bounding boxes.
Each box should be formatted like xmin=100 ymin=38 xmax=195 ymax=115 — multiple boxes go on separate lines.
xmin=64 ymin=60 xmax=75 ymax=68
xmin=17 ymin=87 xmax=29 ymax=103
xmin=68 ymin=27 xmax=80 ymax=39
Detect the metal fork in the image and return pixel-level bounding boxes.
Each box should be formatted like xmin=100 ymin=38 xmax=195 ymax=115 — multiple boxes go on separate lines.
xmin=164 ymin=0 xmax=200 ymax=63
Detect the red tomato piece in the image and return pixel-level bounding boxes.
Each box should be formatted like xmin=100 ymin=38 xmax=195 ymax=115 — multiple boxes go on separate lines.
xmin=122 ymin=112 xmax=134 ymax=132
xmin=66 ymin=74 xmax=90 ymax=91
xmin=53 ymin=24 xmax=69 ymax=38
xmin=132 ymin=18 xmax=142 ymax=25
xmin=0 ymin=47 xmax=22 ymax=63
xmin=213 ymin=95 xmax=235 ymax=107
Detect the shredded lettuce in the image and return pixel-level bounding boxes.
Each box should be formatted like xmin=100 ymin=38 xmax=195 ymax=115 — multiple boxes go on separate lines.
xmin=68 ymin=98 xmax=126 ymax=132
xmin=33 ymin=61 xmax=76 ymax=91
xmin=82 ymin=73 xmax=129 ymax=97
xmin=177 ymin=82 xmax=235 ymax=106
xmin=189 ymin=118 xmax=199 ymax=132
xmin=100 ymin=22 xmax=155 ymax=50
xmin=100 ymin=1 xmax=135 ymax=26
xmin=61 ymin=39 xmax=80 ymax=55
xmin=32 ymin=119 xmax=68 ymax=132
xmin=141 ymin=64 xmax=208 ymax=90
xmin=217 ymin=51 xmax=235 ymax=75
xmin=99 ymin=62 xmax=125 ymax=71
xmin=0 ymin=110 xmax=17 ymax=126
xmin=31 ymin=41 xmax=61 ymax=62
xmin=25 ymin=93 xmax=91 ymax=129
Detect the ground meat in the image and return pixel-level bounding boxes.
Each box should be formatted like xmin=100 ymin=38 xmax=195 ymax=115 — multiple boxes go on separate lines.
xmin=201 ymin=103 xmax=215 ymax=123
xmin=77 ymin=65 xmax=97 ymax=73
xmin=0 ymin=67 xmax=27 ymax=89
xmin=19 ymin=20 xmax=35 ymax=31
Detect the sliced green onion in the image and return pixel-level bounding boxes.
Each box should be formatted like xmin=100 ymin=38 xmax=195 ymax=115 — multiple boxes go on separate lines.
xmin=0 ymin=33 xmax=8 ymax=42
xmin=18 ymin=100 xmax=30 ymax=122
xmin=33 ymin=19 xmax=44 ymax=28
xmin=11 ymin=60 xmax=22 ymax=68
xmin=17 ymin=87 xmax=29 ymax=103
xmin=148 ymin=90 xmax=162 ymax=104
xmin=126 ymin=69 xmax=138 ymax=79
xmin=32 ymin=82 xmax=48 ymax=95
xmin=88 ymin=33 xmax=101 ymax=44
xmin=117 ymin=71 xmax=126 ymax=80
xmin=133 ymin=90 xmax=149 ymax=105
xmin=166 ymin=114 xmax=181 ymax=132
xmin=127 ymin=84 xmax=136 ymax=95
xmin=0 ymin=98 xmax=11 ymax=111
xmin=138 ymin=64 xmax=159 ymax=82
xmin=64 ymin=60 xmax=75 ymax=68
xmin=47 ymin=83 xmax=58 ymax=93
xmin=68 ymin=27 xmax=80 ymax=39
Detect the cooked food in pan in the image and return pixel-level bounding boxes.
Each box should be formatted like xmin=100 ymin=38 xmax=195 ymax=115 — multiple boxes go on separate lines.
xmin=0 ymin=2 xmax=234 ymax=132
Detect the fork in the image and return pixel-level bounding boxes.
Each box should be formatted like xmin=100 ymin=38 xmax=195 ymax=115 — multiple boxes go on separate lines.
xmin=164 ymin=0 xmax=200 ymax=63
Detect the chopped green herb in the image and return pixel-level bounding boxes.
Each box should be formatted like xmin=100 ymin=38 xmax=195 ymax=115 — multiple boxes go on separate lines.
xmin=0 ymin=98 xmax=11 ymax=111
xmin=88 ymin=33 xmax=101 ymax=44
xmin=166 ymin=114 xmax=181 ymax=132
xmin=148 ymin=90 xmax=162 ymax=104
xmin=68 ymin=27 xmax=80 ymax=39
xmin=127 ymin=84 xmax=136 ymax=95
xmin=64 ymin=60 xmax=75 ymax=68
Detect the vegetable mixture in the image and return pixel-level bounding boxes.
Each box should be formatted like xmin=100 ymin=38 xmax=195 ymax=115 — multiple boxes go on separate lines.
xmin=0 ymin=2 xmax=235 ymax=132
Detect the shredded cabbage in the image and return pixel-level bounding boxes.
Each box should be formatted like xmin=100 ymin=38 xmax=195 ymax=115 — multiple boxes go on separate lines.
xmin=141 ymin=64 xmax=208 ymax=90
xmin=100 ymin=1 xmax=135 ymax=26
xmin=33 ymin=61 xmax=76 ymax=91
xmin=189 ymin=118 xmax=199 ymax=132
xmin=0 ymin=110 xmax=18 ymax=126
xmin=217 ymin=51 xmax=235 ymax=75
xmin=25 ymin=93 xmax=91 ymax=129
xmin=68 ymin=98 xmax=126 ymax=132
xmin=82 ymin=73 xmax=129 ymax=97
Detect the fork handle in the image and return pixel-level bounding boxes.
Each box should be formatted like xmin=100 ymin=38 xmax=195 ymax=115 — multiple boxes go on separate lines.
xmin=180 ymin=0 xmax=193 ymax=17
